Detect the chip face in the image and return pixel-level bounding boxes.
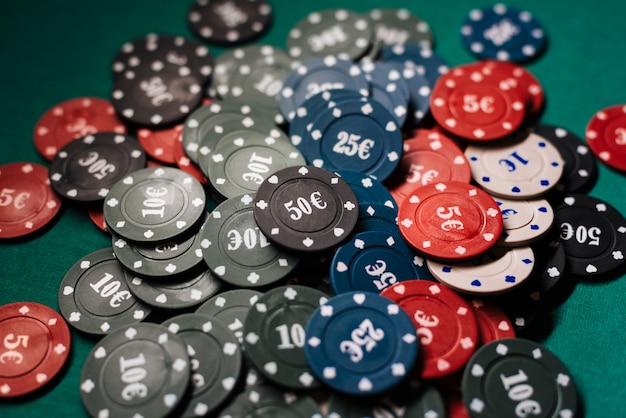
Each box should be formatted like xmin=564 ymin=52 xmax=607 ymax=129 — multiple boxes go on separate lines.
xmin=379 ymin=42 xmax=449 ymax=87
xmin=0 ymin=302 xmax=71 ymax=398
xmin=585 ymin=104 xmax=626 ymax=172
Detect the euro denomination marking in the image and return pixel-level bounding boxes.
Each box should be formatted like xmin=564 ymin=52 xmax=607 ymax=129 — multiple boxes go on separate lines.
xmin=339 ymin=319 xmax=385 ymax=363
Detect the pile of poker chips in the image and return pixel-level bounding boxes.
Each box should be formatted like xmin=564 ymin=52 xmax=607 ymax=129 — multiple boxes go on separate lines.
xmin=2 ymin=2 xmax=626 ymax=417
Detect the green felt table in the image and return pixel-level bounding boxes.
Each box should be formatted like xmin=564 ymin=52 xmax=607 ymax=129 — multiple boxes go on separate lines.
xmin=1 ymin=0 xmax=626 ymax=417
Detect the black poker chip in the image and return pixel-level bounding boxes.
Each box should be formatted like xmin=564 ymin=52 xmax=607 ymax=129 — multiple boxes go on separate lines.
xmin=49 ymin=132 xmax=146 ymax=202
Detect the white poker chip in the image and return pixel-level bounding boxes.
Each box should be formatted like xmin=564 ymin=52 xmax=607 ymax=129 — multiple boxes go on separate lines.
xmin=493 ymin=196 xmax=554 ymax=246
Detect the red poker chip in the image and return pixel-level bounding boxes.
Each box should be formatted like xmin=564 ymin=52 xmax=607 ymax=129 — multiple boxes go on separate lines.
xmin=385 ymin=129 xmax=471 ymax=204
xmin=0 ymin=163 xmax=62 ymax=239
xmin=87 ymin=207 xmax=107 ymax=232
xmin=430 ymin=64 xmax=526 ymax=141
xmin=586 ymin=104 xmax=626 ymax=171
xmin=398 ymin=181 xmax=503 ymax=261
xmin=33 ymin=97 xmax=127 ymax=160
xmin=443 ymin=389 xmax=471 ymax=418
xmin=173 ymin=134 xmax=208 ymax=184
xmin=137 ymin=124 xmax=182 ymax=164
xmin=0 ymin=302 xmax=71 ymax=397
xmin=381 ymin=280 xmax=479 ymax=379
xmin=467 ymin=298 xmax=515 ymax=344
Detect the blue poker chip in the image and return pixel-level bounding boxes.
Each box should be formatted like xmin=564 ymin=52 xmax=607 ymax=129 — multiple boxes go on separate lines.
xmin=336 ymin=169 xmax=397 ymax=209
xmin=330 ymin=231 xmax=434 ymax=294
xmin=356 ymin=202 xmax=399 ymax=235
xmin=379 ymin=42 xmax=449 ymax=87
xmin=360 ymin=61 xmax=410 ymax=127
xmin=279 ymin=55 xmax=370 ymax=122
xmin=386 ymin=61 xmax=432 ymax=127
xmin=304 ymin=97 xmax=403 ymax=181
xmin=460 ymin=3 xmax=547 ymax=62
xmin=304 ymin=291 xmax=418 ymax=395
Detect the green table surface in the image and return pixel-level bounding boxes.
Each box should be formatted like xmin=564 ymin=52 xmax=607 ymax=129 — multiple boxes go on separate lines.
xmin=1 ymin=0 xmax=626 ymax=417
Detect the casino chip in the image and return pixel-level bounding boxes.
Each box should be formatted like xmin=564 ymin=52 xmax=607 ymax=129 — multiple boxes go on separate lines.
xmin=304 ymin=291 xmax=417 ymax=395
xmin=80 ymin=323 xmax=190 ymax=418
xmin=355 ymin=202 xmax=399 ymax=235
xmin=460 ymin=4 xmax=547 ymax=62
xmin=427 ymin=246 xmax=535 ymax=295
xmin=0 ymin=302 xmax=71 ymax=397
xmin=367 ymin=8 xmax=433 ymax=56
xmin=253 ymin=165 xmax=359 ymax=252
xmin=58 ymin=248 xmax=152 ymax=335
xmin=202 ymin=194 xmax=300 ymax=287
xmin=467 ymin=299 xmax=516 ymax=344
xmin=33 ymin=97 xmax=126 ymax=161
xmin=196 ymin=289 xmax=263 ymax=344
xmin=125 ymin=268 xmax=221 ymax=309
xmin=49 ymin=133 xmax=146 ymax=202
xmin=162 ymin=313 xmax=242 ymax=416
xmin=287 ymin=9 xmax=373 ymax=61
xmin=381 ymin=280 xmax=478 ymax=379
xmin=279 ymin=55 xmax=369 ymax=121
xmin=494 ymin=196 xmax=553 ymax=246
xmin=385 ymin=129 xmax=471 ymax=203
xmin=379 ymin=43 xmax=449 ymax=87
xmin=360 ymin=61 xmax=410 ymax=126
xmin=462 ymin=338 xmax=578 ymax=418
xmin=173 ymin=132 xmax=208 ymax=185
xmin=430 ymin=64 xmax=526 ymax=141
xmin=330 ymin=231 xmax=432 ymax=294
xmin=243 ymin=285 xmax=327 ymax=389
xmin=465 ymin=132 xmax=564 ymax=198
xmin=336 ymin=169 xmax=396 ymax=209
xmin=0 ymin=162 xmax=62 ymax=239
xmin=529 ymin=234 xmax=566 ymax=294
xmin=88 ymin=207 xmax=108 ymax=232
xmin=384 ymin=62 xmax=432 ymax=127
xmin=137 ymin=124 xmax=182 ymax=164
xmin=104 ymin=167 xmax=206 ymax=243
xmin=188 ymin=0 xmax=272 ymax=45
xmin=585 ymin=104 xmax=626 ymax=172
xmin=553 ymin=194 xmax=626 ymax=275
xmin=534 ymin=124 xmax=597 ymax=192
xmin=398 ymin=181 xmax=503 ymax=261
xmin=218 ymin=384 xmax=322 ymax=417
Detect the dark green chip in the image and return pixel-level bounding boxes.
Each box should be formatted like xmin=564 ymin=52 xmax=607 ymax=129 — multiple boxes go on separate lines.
xmin=242 ymin=285 xmax=327 ymax=389
xmin=218 ymin=384 xmax=322 ymax=418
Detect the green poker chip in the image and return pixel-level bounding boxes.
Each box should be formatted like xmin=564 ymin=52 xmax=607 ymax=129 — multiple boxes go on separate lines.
xmin=103 ymin=166 xmax=206 ymax=243
xmin=124 ymin=268 xmax=222 ymax=310
xmin=195 ymin=289 xmax=263 ymax=344
xmin=218 ymin=384 xmax=322 ymax=418
xmin=162 ymin=313 xmax=242 ymax=417
xmin=111 ymin=213 xmax=207 ymax=278
xmin=462 ymin=338 xmax=578 ymax=418
xmin=80 ymin=323 xmax=190 ymax=418
xmin=202 ymin=194 xmax=300 ymax=287
xmin=242 ymin=285 xmax=327 ymax=389
xmin=57 ymin=248 xmax=151 ymax=335
xmin=366 ymin=8 xmax=433 ymax=60
xmin=207 ymin=129 xmax=305 ymax=198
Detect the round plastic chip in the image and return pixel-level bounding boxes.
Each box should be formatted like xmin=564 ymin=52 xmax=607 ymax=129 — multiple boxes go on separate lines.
xmin=585 ymin=104 xmax=626 ymax=172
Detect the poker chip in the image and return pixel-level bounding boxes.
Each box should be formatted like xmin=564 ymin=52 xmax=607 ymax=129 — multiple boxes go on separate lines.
xmin=534 ymin=124 xmax=597 ymax=192
xmin=398 ymin=181 xmax=503 ymax=261
xmin=304 ymin=291 xmax=417 ymax=395
xmin=460 ymin=4 xmax=547 ymax=62
xmin=0 ymin=162 xmax=62 ymax=239
xmin=330 ymin=231 xmax=431 ymax=294
xmin=379 ymin=43 xmax=449 ymax=87
xmin=494 ymin=196 xmax=554 ymax=246
xmin=336 ymin=169 xmax=396 ymax=209
xmin=387 ymin=61 xmax=432 ymax=127
xmin=462 ymin=338 xmax=578 ymax=418
xmin=162 ymin=313 xmax=242 ymax=416
xmin=195 ymin=289 xmax=263 ymax=344
xmin=33 ymin=97 xmax=126 ymax=161
xmin=137 ymin=124 xmax=182 ymax=164
xmin=206 ymin=127 xmax=305 ymax=199
xmin=49 ymin=133 xmax=146 ymax=202
xmin=360 ymin=61 xmax=410 ymax=126
xmin=585 ymin=104 xmax=626 ymax=172
xmin=467 ymin=298 xmax=516 ymax=344
xmin=553 ymin=194 xmax=626 ymax=275
xmin=202 ymin=194 xmax=300 ymax=288
xmin=88 ymin=207 xmax=108 ymax=232
xmin=173 ymin=132 xmax=208 ymax=185
xmin=243 ymin=285 xmax=327 ymax=389
xmin=385 ymin=129 xmax=471 ymax=202
xmin=80 ymin=323 xmax=190 ymax=418
xmin=218 ymin=385 xmax=322 ymax=417
xmin=188 ymin=0 xmax=273 ymax=45
xmin=430 ymin=64 xmax=526 ymax=141
xmin=465 ymin=132 xmax=564 ymax=198
xmin=355 ymin=202 xmax=399 ymax=235
xmin=530 ymin=234 xmax=566 ymax=294
xmin=367 ymin=8 xmax=433 ymax=53
xmin=287 ymin=9 xmax=373 ymax=61
xmin=380 ymin=280 xmax=478 ymax=379
xmin=279 ymin=55 xmax=369 ymax=122
xmin=253 ymin=165 xmax=359 ymax=253
xmin=0 ymin=302 xmax=71 ymax=397
xmin=103 ymin=166 xmax=206 ymax=243
xmin=427 ymin=246 xmax=535 ymax=295
xmin=57 ymin=248 xmax=152 ymax=335
xmin=124 ymin=268 xmax=221 ymax=310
